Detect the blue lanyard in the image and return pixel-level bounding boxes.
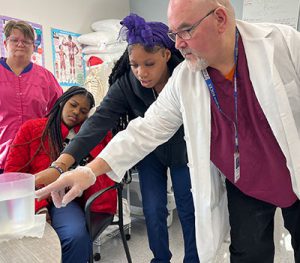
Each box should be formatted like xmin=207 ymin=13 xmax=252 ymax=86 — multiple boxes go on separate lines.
xmin=202 ymin=29 xmax=240 ymax=152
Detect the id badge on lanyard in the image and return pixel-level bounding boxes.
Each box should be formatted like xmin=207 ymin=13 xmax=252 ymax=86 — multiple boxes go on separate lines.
xmin=202 ymin=28 xmax=240 ymax=183
xmin=234 ymin=152 xmax=240 ymax=183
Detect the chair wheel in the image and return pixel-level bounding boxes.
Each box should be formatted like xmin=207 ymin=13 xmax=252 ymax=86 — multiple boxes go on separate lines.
xmin=94 ymin=252 xmax=101 ymax=261
xmin=126 ymin=234 xmax=131 ymax=240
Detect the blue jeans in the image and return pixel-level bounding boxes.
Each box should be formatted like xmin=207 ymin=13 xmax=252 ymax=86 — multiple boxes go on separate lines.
xmin=49 ymin=201 xmax=92 ymax=263
xmin=137 ymin=152 xmax=199 ymax=263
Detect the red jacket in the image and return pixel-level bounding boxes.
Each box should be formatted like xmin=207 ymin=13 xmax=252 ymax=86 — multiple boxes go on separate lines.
xmin=4 ymin=118 xmax=117 ymax=214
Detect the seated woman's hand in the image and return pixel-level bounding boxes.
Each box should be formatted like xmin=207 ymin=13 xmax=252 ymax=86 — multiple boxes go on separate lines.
xmin=35 ymin=166 xmax=96 ymax=208
xmin=35 ymin=168 xmax=61 ymax=186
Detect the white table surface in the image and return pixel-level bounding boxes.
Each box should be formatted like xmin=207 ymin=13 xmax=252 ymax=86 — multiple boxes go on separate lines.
xmin=0 ymin=222 xmax=61 ymax=263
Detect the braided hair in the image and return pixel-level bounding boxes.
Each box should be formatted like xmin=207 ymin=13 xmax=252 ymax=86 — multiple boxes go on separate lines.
xmin=11 ymin=86 xmax=95 ymax=172
xmin=108 ymin=49 xmax=130 ymax=86
xmin=42 ymin=86 xmax=95 ymax=161
xmin=107 ymin=49 xmax=130 ymax=134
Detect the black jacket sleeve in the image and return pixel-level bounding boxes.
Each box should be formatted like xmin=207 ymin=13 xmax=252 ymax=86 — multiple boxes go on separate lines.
xmin=62 ymin=80 xmax=130 ymax=163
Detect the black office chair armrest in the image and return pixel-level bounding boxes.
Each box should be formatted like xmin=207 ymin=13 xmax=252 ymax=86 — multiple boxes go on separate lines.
xmin=85 ymin=183 xmax=118 ymax=213
xmin=85 ymin=183 xmax=118 ymax=229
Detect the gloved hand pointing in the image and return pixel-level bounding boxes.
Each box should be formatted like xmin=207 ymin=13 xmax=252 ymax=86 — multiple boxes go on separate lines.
xmin=35 ymin=166 xmax=96 ymax=208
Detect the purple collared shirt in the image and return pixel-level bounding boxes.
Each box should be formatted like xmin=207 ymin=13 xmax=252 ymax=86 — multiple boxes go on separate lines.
xmin=209 ymin=37 xmax=297 ymax=208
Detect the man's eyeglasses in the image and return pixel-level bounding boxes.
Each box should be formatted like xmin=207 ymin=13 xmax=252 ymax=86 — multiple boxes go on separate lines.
xmin=7 ymin=37 xmax=34 ymax=46
xmin=168 ymin=8 xmax=216 ymax=42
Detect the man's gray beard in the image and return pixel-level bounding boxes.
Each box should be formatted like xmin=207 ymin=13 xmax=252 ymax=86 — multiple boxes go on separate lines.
xmin=180 ymin=49 xmax=208 ymax=72
xmin=186 ymin=56 xmax=208 ymax=72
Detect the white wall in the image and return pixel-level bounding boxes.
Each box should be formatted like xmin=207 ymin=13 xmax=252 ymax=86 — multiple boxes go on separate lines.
xmin=129 ymin=0 xmax=169 ymax=23
xmin=0 ymin=0 xmax=130 ymax=71
xmin=130 ymin=0 xmax=300 ymax=27
xmin=129 ymin=0 xmax=243 ymax=24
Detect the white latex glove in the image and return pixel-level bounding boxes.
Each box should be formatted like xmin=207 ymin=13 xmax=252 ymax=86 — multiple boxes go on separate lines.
xmin=35 ymin=166 xmax=96 ymax=208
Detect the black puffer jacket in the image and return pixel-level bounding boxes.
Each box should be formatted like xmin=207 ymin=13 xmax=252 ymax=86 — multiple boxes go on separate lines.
xmin=63 ymin=54 xmax=188 ymax=167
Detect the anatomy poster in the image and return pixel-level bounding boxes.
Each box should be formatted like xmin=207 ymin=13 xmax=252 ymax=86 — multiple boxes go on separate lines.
xmin=0 ymin=15 xmax=44 ymax=66
xmin=51 ymin=28 xmax=85 ymax=88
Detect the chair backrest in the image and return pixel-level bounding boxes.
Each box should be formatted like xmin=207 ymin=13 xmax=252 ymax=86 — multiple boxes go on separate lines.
xmin=85 ymin=181 xmax=132 ymax=263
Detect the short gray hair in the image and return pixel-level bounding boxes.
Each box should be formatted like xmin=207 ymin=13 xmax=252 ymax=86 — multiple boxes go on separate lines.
xmin=4 ymin=20 xmax=35 ymax=42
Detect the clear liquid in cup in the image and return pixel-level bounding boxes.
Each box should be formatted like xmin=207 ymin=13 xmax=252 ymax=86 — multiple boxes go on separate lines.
xmin=0 ymin=192 xmax=34 ymax=235
xmin=0 ymin=173 xmax=35 ymax=235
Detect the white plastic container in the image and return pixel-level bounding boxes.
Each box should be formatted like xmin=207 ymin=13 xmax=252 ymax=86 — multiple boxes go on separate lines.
xmin=0 ymin=173 xmax=35 ymax=235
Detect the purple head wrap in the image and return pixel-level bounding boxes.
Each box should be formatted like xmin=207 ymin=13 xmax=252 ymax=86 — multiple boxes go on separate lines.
xmin=119 ymin=13 xmax=175 ymax=51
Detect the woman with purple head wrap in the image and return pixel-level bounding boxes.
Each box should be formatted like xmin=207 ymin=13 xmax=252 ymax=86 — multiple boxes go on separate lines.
xmin=110 ymin=14 xmax=199 ymax=263
xmin=34 ymin=13 xmax=199 ymax=263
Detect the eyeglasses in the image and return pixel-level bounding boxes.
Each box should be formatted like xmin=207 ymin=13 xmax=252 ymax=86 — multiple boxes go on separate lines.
xmin=7 ymin=37 xmax=34 ymax=46
xmin=168 ymin=8 xmax=216 ymax=42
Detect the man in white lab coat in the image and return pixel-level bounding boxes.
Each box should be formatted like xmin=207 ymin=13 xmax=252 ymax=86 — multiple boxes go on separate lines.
xmin=36 ymin=0 xmax=300 ymax=262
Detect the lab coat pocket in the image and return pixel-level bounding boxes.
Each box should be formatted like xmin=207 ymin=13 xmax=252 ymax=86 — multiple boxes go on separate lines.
xmin=210 ymin=163 xmax=226 ymax=210
xmin=210 ymin=163 xmax=230 ymax=253
xmin=285 ymin=80 xmax=300 ymax=113
xmin=285 ymin=80 xmax=298 ymax=97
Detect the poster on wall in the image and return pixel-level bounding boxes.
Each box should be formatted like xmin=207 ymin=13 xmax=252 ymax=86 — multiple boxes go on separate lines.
xmin=51 ymin=28 xmax=85 ymax=88
xmin=0 ymin=15 xmax=44 ymax=66
xmin=242 ymin=0 xmax=300 ymax=29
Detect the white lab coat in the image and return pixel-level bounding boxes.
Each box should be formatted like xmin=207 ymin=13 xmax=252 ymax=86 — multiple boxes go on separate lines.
xmin=99 ymin=20 xmax=300 ymax=262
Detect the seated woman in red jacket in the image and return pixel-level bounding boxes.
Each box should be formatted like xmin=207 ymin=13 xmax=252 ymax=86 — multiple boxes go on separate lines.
xmin=4 ymin=86 xmax=116 ymax=263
